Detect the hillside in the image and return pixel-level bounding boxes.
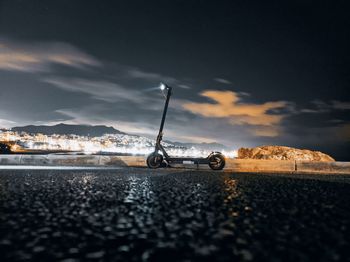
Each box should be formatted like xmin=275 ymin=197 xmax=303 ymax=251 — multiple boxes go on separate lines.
xmin=12 ymin=123 xmax=124 ymax=137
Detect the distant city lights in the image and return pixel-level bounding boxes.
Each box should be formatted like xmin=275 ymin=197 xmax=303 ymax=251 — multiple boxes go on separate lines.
xmin=0 ymin=130 xmax=237 ymax=158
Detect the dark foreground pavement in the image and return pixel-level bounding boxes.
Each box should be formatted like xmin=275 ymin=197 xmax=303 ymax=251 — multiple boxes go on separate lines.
xmin=0 ymin=168 xmax=349 ymax=262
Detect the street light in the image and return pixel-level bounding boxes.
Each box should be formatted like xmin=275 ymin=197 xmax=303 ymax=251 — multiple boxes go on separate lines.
xmin=159 ymin=83 xmax=166 ymax=91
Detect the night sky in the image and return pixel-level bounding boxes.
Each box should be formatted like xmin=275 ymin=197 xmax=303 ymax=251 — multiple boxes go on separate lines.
xmin=0 ymin=0 xmax=349 ymax=160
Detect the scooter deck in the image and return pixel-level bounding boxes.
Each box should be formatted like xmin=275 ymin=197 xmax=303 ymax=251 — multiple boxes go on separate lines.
xmin=167 ymin=157 xmax=210 ymax=164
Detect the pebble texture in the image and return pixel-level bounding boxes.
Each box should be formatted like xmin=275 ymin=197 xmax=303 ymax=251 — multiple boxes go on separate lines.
xmin=0 ymin=168 xmax=349 ymax=261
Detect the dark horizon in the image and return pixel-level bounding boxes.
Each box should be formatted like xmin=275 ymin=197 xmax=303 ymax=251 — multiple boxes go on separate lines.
xmin=0 ymin=0 xmax=349 ymax=160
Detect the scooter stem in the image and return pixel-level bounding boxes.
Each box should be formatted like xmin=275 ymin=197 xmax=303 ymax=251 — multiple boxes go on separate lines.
xmin=158 ymin=84 xmax=172 ymax=140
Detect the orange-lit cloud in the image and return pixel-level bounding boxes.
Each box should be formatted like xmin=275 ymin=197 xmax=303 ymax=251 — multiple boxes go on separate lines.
xmin=0 ymin=38 xmax=100 ymax=72
xmin=183 ymin=90 xmax=288 ymax=137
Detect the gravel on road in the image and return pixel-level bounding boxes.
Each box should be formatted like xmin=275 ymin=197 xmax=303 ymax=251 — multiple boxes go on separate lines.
xmin=0 ymin=168 xmax=349 ymax=261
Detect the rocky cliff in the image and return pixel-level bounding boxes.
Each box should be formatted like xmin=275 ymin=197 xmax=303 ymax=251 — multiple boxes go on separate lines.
xmin=238 ymin=146 xmax=335 ymax=162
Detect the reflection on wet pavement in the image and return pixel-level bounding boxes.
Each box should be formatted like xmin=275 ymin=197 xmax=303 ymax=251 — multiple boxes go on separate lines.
xmin=0 ymin=168 xmax=349 ymax=261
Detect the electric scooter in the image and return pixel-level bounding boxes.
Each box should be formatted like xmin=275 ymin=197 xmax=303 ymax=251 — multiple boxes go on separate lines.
xmin=146 ymin=83 xmax=226 ymax=170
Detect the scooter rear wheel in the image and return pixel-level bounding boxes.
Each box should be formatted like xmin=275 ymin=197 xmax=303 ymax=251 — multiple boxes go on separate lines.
xmin=209 ymin=153 xmax=225 ymax=170
xmin=147 ymin=153 xmax=163 ymax=169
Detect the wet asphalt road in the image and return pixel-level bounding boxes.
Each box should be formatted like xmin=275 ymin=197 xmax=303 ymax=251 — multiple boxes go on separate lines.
xmin=0 ymin=168 xmax=349 ymax=262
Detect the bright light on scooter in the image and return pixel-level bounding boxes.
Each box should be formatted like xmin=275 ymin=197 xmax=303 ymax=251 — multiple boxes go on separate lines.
xmin=159 ymin=83 xmax=166 ymax=90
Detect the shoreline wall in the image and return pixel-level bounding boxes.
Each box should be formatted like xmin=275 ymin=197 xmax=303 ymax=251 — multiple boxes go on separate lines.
xmin=0 ymin=155 xmax=349 ymax=174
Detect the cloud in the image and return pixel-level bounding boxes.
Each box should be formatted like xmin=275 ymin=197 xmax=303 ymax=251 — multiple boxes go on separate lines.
xmin=54 ymin=107 xmax=106 ymax=124
xmin=332 ymin=100 xmax=350 ymax=110
xmin=293 ymin=123 xmax=350 ymax=144
xmin=0 ymin=38 xmax=100 ymax=72
xmin=127 ymin=68 xmax=166 ymax=80
xmin=127 ymin=68 xmax=175 ymax=84
xmin=175 ymin=135 xmax=217 ymax=143
xmin=53 ymin=107 xmax=158 ymax=135
xmin=182 ymin=90 xmax=288 ymax=137
xmin=177 ymin=84 xmax=191 ymax=89
xmin=300 ymin=99 xmax=350 ymax=114
xmin=0 ymin=118 xmax=16 ymax=128
xmin=0 ymin=37 xmax=192 ymax=91
xmin=43 ymin=77 xmax=146 ymax=104
xmin=238 ymin=91 xmax=250 ymax=97
xmin=249 ymin=126 xmax=281 ymax=137
xmin=126 ymin=68 xmax=191 ymax=89
xmin=300 ymin=108 xmax=321 ymax=113
xmin=214 ymin=78 xmax=232 ymax=84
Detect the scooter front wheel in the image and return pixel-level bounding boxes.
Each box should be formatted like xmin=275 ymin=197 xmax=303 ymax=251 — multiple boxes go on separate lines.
xmin=209 ymin=153 xmax=225 ymax=170
xmin=146 ymin=153 xmax=163 ymax=169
